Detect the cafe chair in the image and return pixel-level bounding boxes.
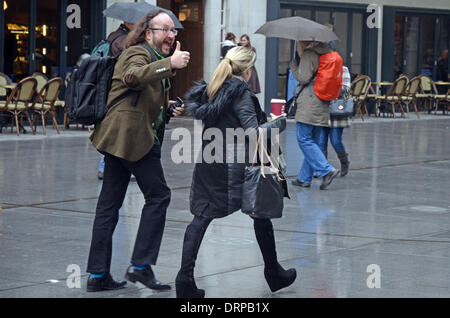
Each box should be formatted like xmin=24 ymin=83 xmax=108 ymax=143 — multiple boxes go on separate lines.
xmin=0 ymin=77 xmax=37 ymax=135
xmin=350 ymin=75 xmax=371 ymax=120
xmin=32 ymin=72 xmax=49 ymax=95
xmin=434 ymin=88 xmax=450 ymax=115
xmin=401 ymin=76 xmax=421 ymax=118
xmin=377 ymin=75 xmax=409 ymax=118
xmin=416 ymin=75 xmax=437 ymax=113
xmin=0 ymin=72 xmax=13 ymax=101
xmin=30 ymin=77 xmax=63 ymax=135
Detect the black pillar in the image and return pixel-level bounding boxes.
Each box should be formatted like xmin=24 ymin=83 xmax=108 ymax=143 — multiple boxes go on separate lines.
xmin=29 ymin=0 xmax=36 ymax=75
xmin=59 ymin=0 xmax=68 ymax=99
xmin=0 ymin=2 xmax=4 ymax=73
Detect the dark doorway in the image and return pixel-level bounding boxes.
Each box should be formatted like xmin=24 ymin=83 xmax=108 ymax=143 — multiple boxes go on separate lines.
xmin=158 ymin=0 xmax=204 ymax=100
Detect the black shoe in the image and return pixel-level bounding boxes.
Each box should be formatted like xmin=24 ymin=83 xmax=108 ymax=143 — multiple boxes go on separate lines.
xmin=175 ymin=273 xmax=205 ymax=298
xmin=125 ymin=265 xmax=171 ymax=290
xmin=320 ymin=169 xmax=340 ymax=190
xmin=86 ymin=273 xmax=127 ymax=292
xmin=264 ymin=266 xmax=297 ymax=293
xmin=291 ymin=179 xmax=311 ymax=188
xmin=97 ymin=172 xmax=104 ymax=180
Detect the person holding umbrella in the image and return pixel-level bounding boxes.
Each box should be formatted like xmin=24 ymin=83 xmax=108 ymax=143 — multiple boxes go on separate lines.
xmin=290 ymin=41 xmax=340 ymax=190
xmin=256 ymin=16 xmax=341 ymax=190
xmin=86 ymin=9 xmax=190 ymax=292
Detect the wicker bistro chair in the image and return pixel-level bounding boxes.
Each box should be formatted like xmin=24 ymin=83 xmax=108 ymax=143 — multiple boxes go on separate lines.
xmin=350 ymin=75 xmax=371 ymax=120
xmin=32 ymin=72 xmax=49 ymax=95
xmin=434 ymin=88 xmax=450 ymax=115
xmin=0 ymin=72 xmax=13 ymax=101
xmin=376 ymin=75 xmax=409 ymax=118
xmin=0 ymin=77 xmax=37 ymax=135
xmin=416 ymin=75 xmax=438 ymax=113
xmin=401 ymin=76 xmax=421 ymax=118
xmin=30 ymin=77 xmax=63 ymax=135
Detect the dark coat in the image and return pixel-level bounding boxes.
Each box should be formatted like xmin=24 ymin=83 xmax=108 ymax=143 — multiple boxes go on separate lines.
xmin=185 ymin=77 xmax=286 ymax=218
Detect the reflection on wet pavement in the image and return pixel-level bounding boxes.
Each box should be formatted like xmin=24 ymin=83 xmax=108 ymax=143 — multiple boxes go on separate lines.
xmin=0 ymin=117 xmax=450 ymax=298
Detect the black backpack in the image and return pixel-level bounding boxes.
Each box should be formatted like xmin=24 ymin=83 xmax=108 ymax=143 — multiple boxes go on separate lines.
xmin=65 ymin=45 xmax=156 ymax=126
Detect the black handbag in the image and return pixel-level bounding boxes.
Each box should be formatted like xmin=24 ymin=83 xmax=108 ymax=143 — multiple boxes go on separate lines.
xmin=329 ymin=97 xmax=354 ymax=119
xmin=286 ymin=84 xmax=305 ymax=118
xmin=241 ymin=128 xmax=284 ymax=219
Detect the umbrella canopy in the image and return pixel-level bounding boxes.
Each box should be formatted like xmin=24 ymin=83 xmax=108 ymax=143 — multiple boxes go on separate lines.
xmin=103 ymin=2 xmax=183 ymax=29
xmin=255 ymin=16 xmax=338 ymax=42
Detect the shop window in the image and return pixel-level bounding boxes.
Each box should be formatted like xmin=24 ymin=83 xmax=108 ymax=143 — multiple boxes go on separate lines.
xmin=394 ymin=16 xmax=404 ymax=78
xmin=4 ymin=0 xmax=30 ymax=81
xmin=437 ymin=17 xmax=449 ymax=83
xmin=351 ymin=13 xmax=363 ymax=75
xmin=333 ymin=12 xmax=348 ymax=65
xmin=36 ymin=0 xmax=59 ymax=78
xmin=316 ymin=10 xmax=330 ymax=25
xmin=421 ymin=17 xmax=435 ymax=77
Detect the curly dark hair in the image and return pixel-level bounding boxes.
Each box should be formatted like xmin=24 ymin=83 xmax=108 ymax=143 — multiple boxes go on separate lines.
xmin=125 ymin=9 xmax=167 ymax=49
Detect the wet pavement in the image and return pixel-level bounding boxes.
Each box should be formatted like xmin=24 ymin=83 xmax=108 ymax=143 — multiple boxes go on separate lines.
xmin=0 ymin=114 xmax=450 ymax=298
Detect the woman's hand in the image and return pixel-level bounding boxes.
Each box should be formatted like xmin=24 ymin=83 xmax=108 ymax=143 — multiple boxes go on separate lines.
xmin=270 ymin=113 xmax=287 ymax=121
xmin=168 ymin=100 xmax=185 ymax=117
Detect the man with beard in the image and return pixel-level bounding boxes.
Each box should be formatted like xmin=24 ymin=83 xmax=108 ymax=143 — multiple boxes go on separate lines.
xmin=86 ymin=10 xmax=190 ymax=292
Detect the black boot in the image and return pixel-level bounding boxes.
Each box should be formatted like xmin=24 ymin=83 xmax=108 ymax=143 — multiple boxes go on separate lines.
xmin=254 ymin=219 xmax=297 ymax=293
xmin=175 ymin=217 xmax=211 ymax=298
xmin=337 ymin=151 xmax=350 ymax=177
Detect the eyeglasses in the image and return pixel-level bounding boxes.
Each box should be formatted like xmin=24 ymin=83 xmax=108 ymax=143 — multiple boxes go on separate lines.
xmin=149 ymin=27 xmax=178 ymax=36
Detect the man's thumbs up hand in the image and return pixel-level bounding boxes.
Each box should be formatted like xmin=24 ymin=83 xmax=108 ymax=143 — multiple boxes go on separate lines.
xmin=171 ymin=41 xmax=190 ymax=70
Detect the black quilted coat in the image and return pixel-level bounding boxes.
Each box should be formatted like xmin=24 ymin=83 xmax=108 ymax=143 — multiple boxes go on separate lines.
xmin=185 ymin=77 xmax=286 ymax=218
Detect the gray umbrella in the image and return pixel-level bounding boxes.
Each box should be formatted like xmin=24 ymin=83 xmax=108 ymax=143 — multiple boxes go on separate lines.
xmin=255 ymin=16 xmax=338 ymax=42
xmin=103 ymin=2 xmax=183 ymax=29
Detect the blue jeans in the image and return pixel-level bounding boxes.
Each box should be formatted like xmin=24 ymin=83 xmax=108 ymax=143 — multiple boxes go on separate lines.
xmin=98 ymin=156 xmax=105 ymax=173
xmin=318 ymin=127 xmax=346 ymax=153
xmin=296 ymin=122 xmax=335 ymax=184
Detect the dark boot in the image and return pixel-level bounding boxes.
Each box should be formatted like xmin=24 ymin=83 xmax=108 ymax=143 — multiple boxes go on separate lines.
xmin=337 ymin=151 xmax=350 ymax=177
xmin=175 ymin=217 xmax=211 ymax=298
xmin=254 ymin=219 xmax=297 ymax=293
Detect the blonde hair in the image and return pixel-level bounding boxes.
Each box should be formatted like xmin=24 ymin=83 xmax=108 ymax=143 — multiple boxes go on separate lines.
xmin=207 ymin=46 xmax=256 ymax=99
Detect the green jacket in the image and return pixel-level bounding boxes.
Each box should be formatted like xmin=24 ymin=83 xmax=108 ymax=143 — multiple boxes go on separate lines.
xmin=90 ymin=43 xmax=175 ymax=162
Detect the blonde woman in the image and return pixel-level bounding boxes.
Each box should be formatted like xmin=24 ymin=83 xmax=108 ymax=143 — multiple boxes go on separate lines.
xmin=175 ymin=46 xmax=295 ymax=298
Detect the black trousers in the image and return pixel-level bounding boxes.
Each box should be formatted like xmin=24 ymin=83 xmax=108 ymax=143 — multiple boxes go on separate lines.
xmin=87 ymin=143 xmax=171 ymax=273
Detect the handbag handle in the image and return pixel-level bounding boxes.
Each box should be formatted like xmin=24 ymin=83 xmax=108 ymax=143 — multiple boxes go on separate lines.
xmin=253 ymin=128 xmax=284 ymax=182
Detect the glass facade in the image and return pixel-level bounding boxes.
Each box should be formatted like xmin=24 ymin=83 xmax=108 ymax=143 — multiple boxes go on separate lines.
xmin=394 ymin=13 xmax=449 ymax=81
xmin=1 ymin=0 xmax=104 ymax=83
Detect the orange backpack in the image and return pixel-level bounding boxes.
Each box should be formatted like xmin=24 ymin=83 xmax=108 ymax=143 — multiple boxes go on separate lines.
xmin=314 ymin=51 xmax=343 ymax=101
